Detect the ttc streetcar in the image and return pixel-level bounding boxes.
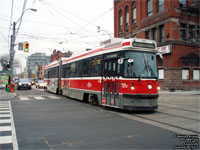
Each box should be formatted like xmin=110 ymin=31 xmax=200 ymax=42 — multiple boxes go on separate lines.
xmin=44 ymin=38 xmax=159 ymax=111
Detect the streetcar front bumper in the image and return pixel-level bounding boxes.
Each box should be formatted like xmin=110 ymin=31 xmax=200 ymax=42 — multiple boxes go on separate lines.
xmin=122 ymin=94 xmax=159 ymax=111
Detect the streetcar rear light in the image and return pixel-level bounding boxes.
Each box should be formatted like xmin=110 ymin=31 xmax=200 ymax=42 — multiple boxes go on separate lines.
xmin=157 ymin=86 xmax=160 ymax=90
xmin=148 ymin=84 xmax=152 ymax=89
xmin=130 ymin=86 xmax=135 ymax=90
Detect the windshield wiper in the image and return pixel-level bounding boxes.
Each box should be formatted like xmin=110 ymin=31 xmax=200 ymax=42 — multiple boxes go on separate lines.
xmin=139 ymin=54 xmax=156 ymax=81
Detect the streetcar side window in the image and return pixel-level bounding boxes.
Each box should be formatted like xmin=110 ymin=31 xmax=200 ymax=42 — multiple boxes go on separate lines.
xmin=51 ymin=66 xmax=59 ymax=78
xmin=70 ymin=63 xmax=76 ymax=77
xmin=62 ymin=64 xmax=70 ymax=78
xmin=91 ymin=56 xmax=101 ymax=76
xmin=75 ymin=61 xmax=82 ymax=77
xmin=82 ymin=58 xmax=91 ymax=77
xmin=48 ymin=71 xmax=51 ymax=78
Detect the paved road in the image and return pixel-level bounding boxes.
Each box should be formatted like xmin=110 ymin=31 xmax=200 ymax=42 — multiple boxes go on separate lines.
xmin=0 ymin=86 xmax=199 ymax=149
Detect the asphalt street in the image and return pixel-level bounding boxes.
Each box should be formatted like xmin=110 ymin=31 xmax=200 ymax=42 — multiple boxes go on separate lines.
xmin=0 ymin=86 xmax=199 ymax=149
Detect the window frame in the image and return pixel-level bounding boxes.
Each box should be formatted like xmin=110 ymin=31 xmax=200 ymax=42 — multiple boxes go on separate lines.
xmin=132 ymin=2 xmax=136 ymax=25
xmin=147 ymin=0 xmax=153 ymax=16
xmin=158 ymin=0 xmax=164 ymax=12
xmin=193 ymin=69 xmax=200 ymax=80
xmin=158 ymin=69 xmax=164 ymax=80
xmin=125 ymin=6 xmax=129 ymax=27
xmin=182 ymin=69 xmax=190 ymax=80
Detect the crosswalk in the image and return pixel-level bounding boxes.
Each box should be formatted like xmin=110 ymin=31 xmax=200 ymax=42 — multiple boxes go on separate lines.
xmin=19 ymin=95 xmax=61 ymax=101
xmin=0 ymin=101 xmax=18 ymax=149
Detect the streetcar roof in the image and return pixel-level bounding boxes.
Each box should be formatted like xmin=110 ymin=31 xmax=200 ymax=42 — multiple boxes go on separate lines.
xmin=45 ymin=38 xmax=157 ymax=69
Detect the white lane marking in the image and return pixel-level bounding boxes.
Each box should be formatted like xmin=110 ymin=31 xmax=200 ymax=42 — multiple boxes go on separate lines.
xmin=34 ymin=96 xmax=45 ymax=100
xmin=0 ymin=114 xmax=10 ymax=117
xmin=48 ymin=95 xmax=60 ymax=99
xmin=0 ymin=111 xmax=10 ymax=113
xmin=9 ymin=101 xmax=19 ymax=150
xmin=0 ymin=108 xmax=10 ymax=111
xmin=0 ymin=126 xmax=12 ymax=132
xmin=19 ymin=96 xmax=29 ymax=100
xmin=0 ymin=106 xmax=9 ymax=108
xmin=0 ymin=119 xmax=11 ymax=123
xmin=0 ymin=136 xmax=12 ymax=144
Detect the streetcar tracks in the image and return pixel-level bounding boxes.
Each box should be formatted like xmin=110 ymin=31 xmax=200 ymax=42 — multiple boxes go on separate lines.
xmin=158 ymin=105 xmax=199 ymax=113
xmin=132 ymin=114 xmax=200 ymax=134
xmin=156 ymin=111 xmax=199 ymax=122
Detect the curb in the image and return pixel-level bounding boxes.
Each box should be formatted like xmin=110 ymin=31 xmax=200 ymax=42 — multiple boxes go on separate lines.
xmin=0 ymin=89 xmax=17 ymax=100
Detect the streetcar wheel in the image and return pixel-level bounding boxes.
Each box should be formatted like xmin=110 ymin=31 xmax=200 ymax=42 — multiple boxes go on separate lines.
xmin=88 ymin=94 xmax=99 ymax=106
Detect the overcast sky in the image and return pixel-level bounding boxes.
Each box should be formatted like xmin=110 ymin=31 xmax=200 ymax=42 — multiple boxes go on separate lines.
xmin=0 ymin=0 xmax=114 ymax=72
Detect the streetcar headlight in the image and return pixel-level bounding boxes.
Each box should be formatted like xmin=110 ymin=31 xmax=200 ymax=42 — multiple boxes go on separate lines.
xmin=19 ymin=83 xmax=22 ymax=85
xmin=148 ymin=84 xmax=152 ymax=89
xmin=157 ymin=86 xmax=160 ymax=90
xmin=130 ymin=86 xmax=135 ymax=90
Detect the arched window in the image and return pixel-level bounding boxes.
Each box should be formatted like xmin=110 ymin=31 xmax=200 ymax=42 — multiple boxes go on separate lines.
xmin=132 ymin=2 xmax=136 ymax=24
xmin=125 ymin=6 xmax=129 ymax=27
xmin=119 ymin=10 xmax=123 ymax=32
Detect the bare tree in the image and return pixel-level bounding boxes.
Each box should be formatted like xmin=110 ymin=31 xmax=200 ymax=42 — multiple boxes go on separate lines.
xmin=0 ymin=54 xmax=20 ymax=68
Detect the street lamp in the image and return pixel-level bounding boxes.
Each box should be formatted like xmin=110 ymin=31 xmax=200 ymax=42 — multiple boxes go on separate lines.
xmin=10 ymin=8 xmax=37 ymax=83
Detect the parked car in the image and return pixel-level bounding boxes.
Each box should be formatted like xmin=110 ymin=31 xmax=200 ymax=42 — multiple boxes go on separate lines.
xmin=14 ymin=78 xmax=19 ymax=84
xmin=35 ymin=80 xmax=47 ymax=89
xmin=31 ymin=79 xmax=36 ymax=85
xmin=17 ymin=78 xmax=32 ymax=90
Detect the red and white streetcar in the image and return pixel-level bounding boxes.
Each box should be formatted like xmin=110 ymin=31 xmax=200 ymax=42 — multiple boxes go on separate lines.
xmin=44 ymin=38 xmax=159 ymax=111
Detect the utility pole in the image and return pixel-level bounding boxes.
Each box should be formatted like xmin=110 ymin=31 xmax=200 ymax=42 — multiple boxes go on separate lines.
xmin=9 ymin=8 xmax=37 ymax=83
xmin=10 ymin=22 xmax=16 ymax=83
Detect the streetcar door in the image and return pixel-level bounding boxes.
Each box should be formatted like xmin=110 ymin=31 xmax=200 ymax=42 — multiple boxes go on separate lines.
xmin=102 ymin=58 xmax=119 ymax=107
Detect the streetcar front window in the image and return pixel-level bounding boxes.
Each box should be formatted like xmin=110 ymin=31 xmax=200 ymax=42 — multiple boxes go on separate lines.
xmin=124 ymin=51 xmax=157 ymax=78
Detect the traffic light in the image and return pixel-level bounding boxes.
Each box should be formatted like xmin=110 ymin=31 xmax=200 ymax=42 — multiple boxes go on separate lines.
xmin=24 ymin=42 xmax=29 ymax=52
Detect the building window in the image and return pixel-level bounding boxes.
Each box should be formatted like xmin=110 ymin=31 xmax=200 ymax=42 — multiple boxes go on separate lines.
xmin=182 ymin=69 xmax=189 ymax=80
xmin=158 ymin=0 xmax=164 ymax=12
xmin=179 ymin=0 xmax=187 ymax=8
xmin=119 ymin=10 xmax=123 ymax=32
xmin=197 ymin=26 xmax=200 ymax=43
xmin=159 ymin=25 xmax=164 ymax=42
xmin=132 ymin=2 xmax=136 ymax=24
xmin=193 ymin=69 xmax=200 ymax=80
xmin=125 ymin=6 xmax=129 ymax=28
xmin=158 ymin=69 xmax=164 ymax=79
xmin=147 ymin=0 xmax=153 ymax=16
xmin=146 ymin=30 xmax=150 ymax=39
xmin=180 ymin=23 xmax=187 ymax=41
xmin=189 ymin=25 xmax=195 ymax=39
xmin=152 ymin=28 xmax=157 ymax=41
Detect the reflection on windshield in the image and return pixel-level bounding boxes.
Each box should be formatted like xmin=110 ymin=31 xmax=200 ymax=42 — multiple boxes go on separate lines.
xmin=124 ymin=51 xmax=157 ymax=78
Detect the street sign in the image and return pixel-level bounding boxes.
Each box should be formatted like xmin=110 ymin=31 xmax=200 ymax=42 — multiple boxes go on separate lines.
xmin=18 ymin=42 xmax=24 ymax=51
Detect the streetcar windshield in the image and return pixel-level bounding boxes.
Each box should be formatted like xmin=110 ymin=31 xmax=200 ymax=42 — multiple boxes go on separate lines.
xmin=124 ymin=51 xmax=157 ymax=78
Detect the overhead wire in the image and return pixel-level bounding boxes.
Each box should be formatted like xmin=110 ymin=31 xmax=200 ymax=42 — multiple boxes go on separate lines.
xmin=0 ymin=30 xmax=8 ymax=42
xmin=43 ymin=0 xmax=113 ymax=38
xmin=8 ymin=0 xmax=14 ymax=39
xmin=42 ymin=1 xmax=101 ymax=41
xmin=16 ymin=0 xmax=27 ymax=37
xmin=40 ymin=2 xmax=73 ymax=35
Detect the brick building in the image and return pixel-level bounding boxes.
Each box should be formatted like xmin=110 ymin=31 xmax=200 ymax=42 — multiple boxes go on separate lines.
xmin=114 ymin=0 xmax=200 ymax=90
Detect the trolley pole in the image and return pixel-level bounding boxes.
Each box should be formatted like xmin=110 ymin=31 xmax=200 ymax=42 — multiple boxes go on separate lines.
xmin=10 ymin=22 xmax=16 ymax=83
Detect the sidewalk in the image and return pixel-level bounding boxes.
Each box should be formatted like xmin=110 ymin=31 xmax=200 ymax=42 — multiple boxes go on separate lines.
xmin=0 ymin=88 xmax=16 ymax=100
xmin=158 ymin=90 xmax=200 ymax=101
